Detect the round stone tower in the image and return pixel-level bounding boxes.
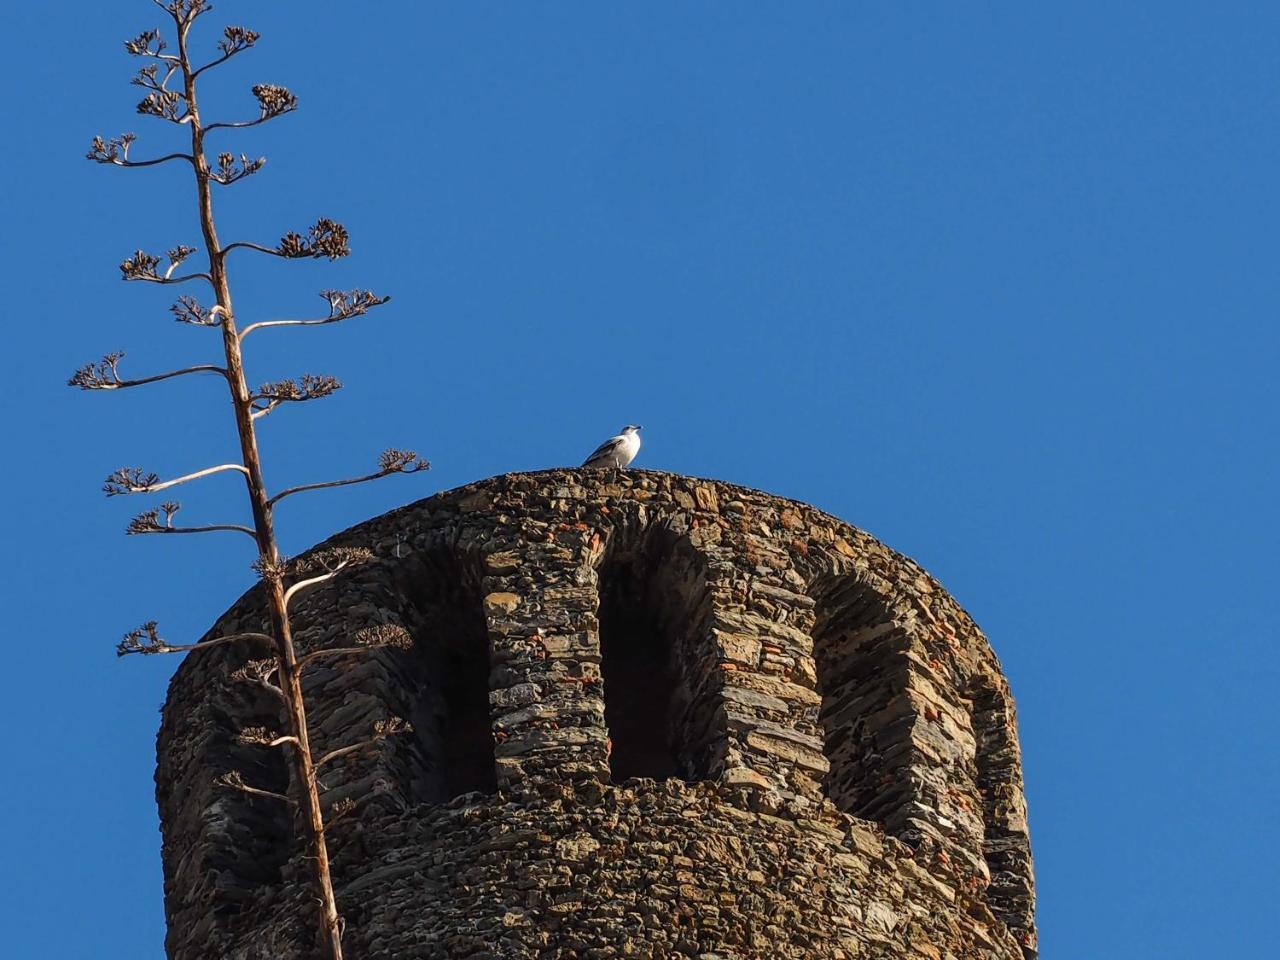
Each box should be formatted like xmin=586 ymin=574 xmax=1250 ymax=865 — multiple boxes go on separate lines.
xmin=156 ymin=470 xmax=1035 ymax=959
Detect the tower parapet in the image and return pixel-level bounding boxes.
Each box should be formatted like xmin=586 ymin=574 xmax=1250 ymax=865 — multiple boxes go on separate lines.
xmin=157 ymin=469 xmax=1035 ymax=959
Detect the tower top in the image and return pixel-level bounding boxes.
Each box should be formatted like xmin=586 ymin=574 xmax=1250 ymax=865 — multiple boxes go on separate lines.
xmin=157 ymin=469 xmax=1035 ymax=959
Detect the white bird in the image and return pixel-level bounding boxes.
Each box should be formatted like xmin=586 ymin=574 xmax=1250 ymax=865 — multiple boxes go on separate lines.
xmin=582 ymin=424 xmax=642 ymax=469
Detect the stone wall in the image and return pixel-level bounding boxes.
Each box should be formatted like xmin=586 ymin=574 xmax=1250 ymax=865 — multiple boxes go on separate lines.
xmin=156 ymin=469 xmax=1036 ymax=959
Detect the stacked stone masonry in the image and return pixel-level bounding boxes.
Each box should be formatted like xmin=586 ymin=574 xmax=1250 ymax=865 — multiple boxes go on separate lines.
xmin=156 ymin=469 xmax=1036 ymax=959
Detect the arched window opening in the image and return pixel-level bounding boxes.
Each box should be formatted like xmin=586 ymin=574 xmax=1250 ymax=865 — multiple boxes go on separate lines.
xmin=597 ymin=530 xmax=709 ymax=783
xmin=434 ymin=614 xmax=497 ymax=800
xmin=393 ymin=548 xmax=497 ymax=803
xmin=811 ymin=577 xmax=913 ymax=826
xmin=196 ymin=670 xmax=292 ymax=907
xmin=970 ymin=677 xmax=1035 ymax=940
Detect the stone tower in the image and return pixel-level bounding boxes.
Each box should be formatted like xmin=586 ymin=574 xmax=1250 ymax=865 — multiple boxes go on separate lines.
xmin=156 ymin=470 xmax=1035 ymax=959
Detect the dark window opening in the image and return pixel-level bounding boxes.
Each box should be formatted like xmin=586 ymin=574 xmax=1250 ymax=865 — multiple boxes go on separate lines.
xmin=436 ymin=627 xmax=499 ymax=799
xmin=394 ymin=550 xmax=497 ymax=803
xmin=969 ymin=676 xmax=1034 ymax=936
xmin=598 ymin=570 xmax=682 ymax=781
xmin=811 ymin=577 xmax=910 ymax=821
xmin=597 ymin=530 xmax=709 ymax=783
xmin=211 ymin=679 xmax=292 ymax=902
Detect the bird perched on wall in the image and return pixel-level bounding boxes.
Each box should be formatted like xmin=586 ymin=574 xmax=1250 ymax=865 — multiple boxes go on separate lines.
xmin=582 ymin=425 xmax=642 ymax=469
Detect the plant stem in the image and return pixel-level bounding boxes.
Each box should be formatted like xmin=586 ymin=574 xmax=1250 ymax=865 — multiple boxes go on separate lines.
xmin=174 ymin=17 xmax=344 ymax=959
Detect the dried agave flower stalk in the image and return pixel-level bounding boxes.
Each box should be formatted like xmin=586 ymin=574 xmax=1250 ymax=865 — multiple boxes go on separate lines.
xmin=76 ymin=4 xmax=419 ymax=957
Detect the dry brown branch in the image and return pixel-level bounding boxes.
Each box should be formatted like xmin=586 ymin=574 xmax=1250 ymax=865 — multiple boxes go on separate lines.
xmin=290 ymin=547 xmax=376 ymax=577
xmin=87 ymin=133 xmax=192 ymax=169
xmin=236 ymin=725 xmax=277 ymax=745
xmin=126 ymin=501 xmax=256 ymax=539
xmin=296 ymin=626 xmax=414 ymax=669
xmin=204 ymin=83 xmax=298 ymax=133
xmin=192 ymin=25 xmax=260 ymax=76
xmin=132 ymin=62 xmax=179 ymax=95
xmin=136 ymin=89 xmax=188 ymax=123
xmin=124 ymin=28 xmax=177 ymax=62
xmin=102 ymin=467 xmax=158 ymax=496
xmin=229 ymin=658 xmax=286 ymax=701
xmin=116 ymin=621 xmax=275 ymax=657
xmin=68 ymin=351 xmax=226 ymax=390
xmin=238 ymin=726 xmax=297 ymax=748
xmin=153 ymin=0 xmax=212 ymax=24
xmin=239 ymin=290 xmax=390 ymax=339
xmin=217 ymin=770 xmax=293 ymax=805
xmin=210 ymin=151 xmax=265 ymax=185
xmin=250 ymin=373 xmax=342 ymax=419
xmin=282 ymin=548 xmax=376 ymax=607
xmin=222 ymin=218 xmax=350 ymax=262
xmin=120 ymin=246 xmax=209 ymax=284
xmin=355 ymin=623 xmax=415 ymax=649
xmin=276 ymin=218 xmax=349 ymax=259
xmin=296 ymin=646 xmax=375 ymax=669
xmin=103 ymin=462 xmax=249 ymax=496
xmin=315 ymin=717 xmax=410 ymax=768
xmin=250 ymin=552 xmax=290 ymax=584
xmin=252 ymin=83 xmax=297 ymax=117
xmin=169 ymin=296 xmax=225 ymax=327
xmin=268 ymin=449 xmax=429 ymax=506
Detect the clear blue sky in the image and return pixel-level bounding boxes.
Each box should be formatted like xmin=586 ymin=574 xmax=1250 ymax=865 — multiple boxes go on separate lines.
xmin=2 ymin=2 xmax=1276 ymax=957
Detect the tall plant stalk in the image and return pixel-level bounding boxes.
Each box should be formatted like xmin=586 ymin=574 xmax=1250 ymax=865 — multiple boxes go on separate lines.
xmin=76 ymin=3 xmax=427 ymax=957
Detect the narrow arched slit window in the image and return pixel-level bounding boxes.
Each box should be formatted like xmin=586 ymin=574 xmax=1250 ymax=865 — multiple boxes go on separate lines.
xmin=597 ymin=528 xmax=711 ymax=783
xmin=811 ymin=576 xmax=915 ymax=829
xmin=392 ymin=548 xmax=498 ymax=803
xmin=181 ymin=660 xmax=292 ymax=907
xmin=969 ymin=675 xmax=1035 ymax=940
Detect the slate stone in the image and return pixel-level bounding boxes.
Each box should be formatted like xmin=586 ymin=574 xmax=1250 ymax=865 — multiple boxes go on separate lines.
xmin=156 ymin=469 xmax=1036 ymax=960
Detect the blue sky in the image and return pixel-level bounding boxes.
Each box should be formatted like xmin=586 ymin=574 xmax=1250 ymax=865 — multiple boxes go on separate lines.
xmin=2 ymin=2 xmax=1277 ymax=956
